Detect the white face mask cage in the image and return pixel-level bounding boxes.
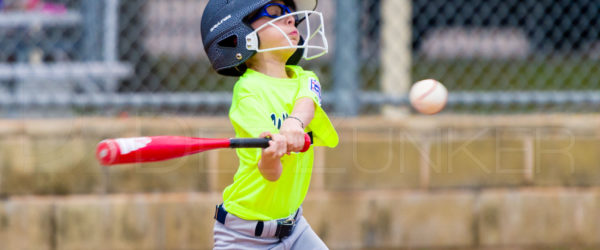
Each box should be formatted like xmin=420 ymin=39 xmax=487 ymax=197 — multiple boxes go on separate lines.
xmin=245 ymin=11 xmax=328 ymax=61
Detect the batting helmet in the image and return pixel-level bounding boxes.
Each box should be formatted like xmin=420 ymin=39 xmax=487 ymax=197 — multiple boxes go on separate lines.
xmin=201 ymin=0 xmax=321 ymax=76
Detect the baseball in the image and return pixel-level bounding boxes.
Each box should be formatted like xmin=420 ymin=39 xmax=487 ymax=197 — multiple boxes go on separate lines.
xmin=409 ymin=79 xmax=448 ymax=115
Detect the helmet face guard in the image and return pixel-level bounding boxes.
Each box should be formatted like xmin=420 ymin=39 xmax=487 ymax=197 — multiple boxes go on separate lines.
xmin=201 ymin=0 xmax=323 ymax=76
xmin=245 ymin=10 xmax=328 ymax=61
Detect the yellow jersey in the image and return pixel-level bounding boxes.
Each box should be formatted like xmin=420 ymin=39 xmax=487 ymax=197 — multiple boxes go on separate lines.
xmin=223 ymin=65 xmax=338 ymax=221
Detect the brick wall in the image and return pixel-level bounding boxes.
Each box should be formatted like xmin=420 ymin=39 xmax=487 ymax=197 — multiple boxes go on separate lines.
xmin=0 ymin=115 xmax=599 ymax=249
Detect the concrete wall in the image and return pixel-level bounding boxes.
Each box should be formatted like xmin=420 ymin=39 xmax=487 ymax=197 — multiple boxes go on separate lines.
xmin=0 ymin=115 xmax=600 ymax=249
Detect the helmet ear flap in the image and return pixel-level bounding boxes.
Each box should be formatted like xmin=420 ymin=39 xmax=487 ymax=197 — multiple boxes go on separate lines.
xmin=286 ymin=36 xmax=305 ymax=65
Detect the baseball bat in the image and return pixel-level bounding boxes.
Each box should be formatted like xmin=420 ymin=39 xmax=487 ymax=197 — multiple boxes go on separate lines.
xmin=96 ymin=133 xmax=312 ymax=166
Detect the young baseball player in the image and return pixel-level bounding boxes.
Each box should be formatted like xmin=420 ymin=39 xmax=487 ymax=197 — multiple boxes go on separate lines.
xmin=201 ymin=0 xmax=337 ymax=249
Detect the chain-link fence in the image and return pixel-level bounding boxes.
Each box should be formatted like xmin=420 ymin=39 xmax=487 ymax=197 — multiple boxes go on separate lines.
xmin=1 ymin=0 xmax=599 ymax=117
xmin=411 ymin=0 xmax=600 ymax=113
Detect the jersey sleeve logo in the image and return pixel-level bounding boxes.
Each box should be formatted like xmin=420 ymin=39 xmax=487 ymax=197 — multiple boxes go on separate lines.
xmin=308 ymin=77 xmax=322 ymax=106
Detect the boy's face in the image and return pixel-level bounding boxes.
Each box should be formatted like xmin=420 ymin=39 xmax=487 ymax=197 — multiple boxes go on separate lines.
xmin=250 ymin=0 xmax=300 ymax=58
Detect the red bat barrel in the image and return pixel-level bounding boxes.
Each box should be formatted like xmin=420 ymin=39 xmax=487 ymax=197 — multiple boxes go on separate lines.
xmin=96 ymin=136 xmax=230 ymax=165
xmin=96 ymin=134 xmax=312 ymax=166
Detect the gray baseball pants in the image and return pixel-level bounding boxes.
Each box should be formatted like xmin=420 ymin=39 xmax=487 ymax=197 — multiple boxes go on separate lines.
xmin=213 ymin=206 xmax=328 ymax=249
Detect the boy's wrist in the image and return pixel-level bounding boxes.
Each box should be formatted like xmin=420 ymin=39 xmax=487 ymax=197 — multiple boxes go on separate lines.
xmin=260 ymin=153 xmax=282 ymax=164
xmin=286 ymin=116 xmax=304 ymax=129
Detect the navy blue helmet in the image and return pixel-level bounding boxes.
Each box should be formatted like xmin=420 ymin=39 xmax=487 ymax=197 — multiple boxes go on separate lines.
xmin=201 ymin=0 xmax=319 ymax=76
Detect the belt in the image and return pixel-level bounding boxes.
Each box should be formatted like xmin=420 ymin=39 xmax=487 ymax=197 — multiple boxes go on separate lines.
xmin=214 ymin=204 xmax=300 ymax=239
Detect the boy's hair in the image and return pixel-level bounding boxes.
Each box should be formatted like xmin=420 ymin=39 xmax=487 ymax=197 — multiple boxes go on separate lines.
xmin=201 ymin=0 xmax=317 ymax=77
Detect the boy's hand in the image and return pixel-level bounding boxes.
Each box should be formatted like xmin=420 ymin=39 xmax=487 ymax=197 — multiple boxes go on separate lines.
xmin=280 ymin=118 xmax=305 ymax=154
xmin=259 ymin=132 xmax=287 ymax=159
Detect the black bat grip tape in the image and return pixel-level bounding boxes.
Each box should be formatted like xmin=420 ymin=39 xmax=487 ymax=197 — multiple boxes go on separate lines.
xmin=229 ymin=133 xmax=313 ymax=150
xmin=229 ymin=138 xmax=271 ymax=148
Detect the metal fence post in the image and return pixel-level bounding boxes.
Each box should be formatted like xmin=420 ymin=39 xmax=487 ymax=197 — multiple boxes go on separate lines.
xmin=104 ymin=0 xmax=119 ymax=63
xmin=333 ymin=0 xmax=360 ymax=116
xmin=82 ymin=0 xmax=102 ymax=61
xmin=381 ymin=0 xmax=411 ymax=117
xmin=104 ymin=0 xmax=119 ymax=91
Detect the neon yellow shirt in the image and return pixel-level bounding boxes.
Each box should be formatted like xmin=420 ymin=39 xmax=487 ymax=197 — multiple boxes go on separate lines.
xmin=224 ymin=65 xmax=338 ymax=221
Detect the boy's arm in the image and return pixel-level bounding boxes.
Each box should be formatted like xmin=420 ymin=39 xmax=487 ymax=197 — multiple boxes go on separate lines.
xmin=258 ymin=132 xmax=287 ymax=181
xmin=230 ymin=95 xmax=287 ymax=181
xmin=258 ymin=98 xmax=314 ymax=181
xmin=280 ymin=97 xmax=315 ymax=153
xmin=256 ymin=97 xmax=314 ymax=181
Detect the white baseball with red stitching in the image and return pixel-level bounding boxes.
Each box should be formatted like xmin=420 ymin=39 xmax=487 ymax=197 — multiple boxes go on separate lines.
xmin=409 ymin=79 xmax=448 ymax=115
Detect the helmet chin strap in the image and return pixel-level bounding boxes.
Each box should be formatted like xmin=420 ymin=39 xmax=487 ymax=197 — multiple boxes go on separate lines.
xmin=286 ymin=37 xmax=305 ymax=65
